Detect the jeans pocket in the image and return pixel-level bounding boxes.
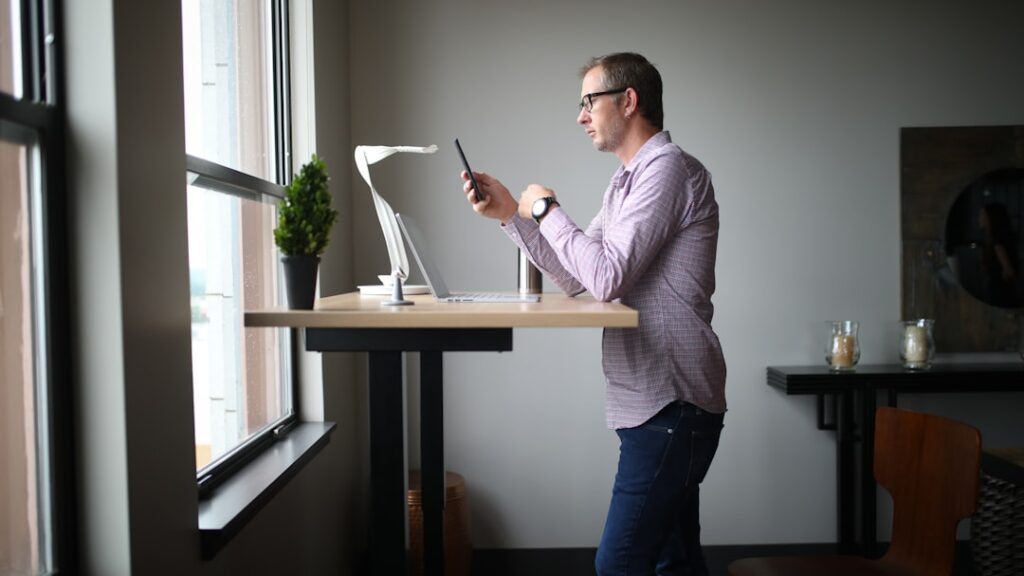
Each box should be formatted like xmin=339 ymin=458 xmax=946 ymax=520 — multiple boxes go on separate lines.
xmin=683 ymin=427 xmax=722 ymax=487
xmin=640 ymin=422 xmax=674 ymax=434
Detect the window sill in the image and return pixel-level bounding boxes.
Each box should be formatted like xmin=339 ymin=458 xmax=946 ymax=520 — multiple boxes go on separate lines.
xmin=198 ymin=421 xmax=336 ymax=559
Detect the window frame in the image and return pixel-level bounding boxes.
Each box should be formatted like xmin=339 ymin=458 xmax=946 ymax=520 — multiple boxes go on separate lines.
xmin=183 ymin=0 xmax=299 ymax=499
xmin=186 ymin=155 xmax=300 ymax=497
xmin=0 ymin=0 xmax=74 ymax=572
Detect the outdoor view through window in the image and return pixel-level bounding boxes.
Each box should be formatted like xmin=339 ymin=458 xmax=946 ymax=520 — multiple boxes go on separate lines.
xmin=182 ymin=0 xmax=292 ymax=471
xmin=0 ymin=138 xmax=45 ymax=576
xmin=2 ymin=0 xmax=64 ymax=571
xmin=1 ymin=0 xmax=17 ymax=98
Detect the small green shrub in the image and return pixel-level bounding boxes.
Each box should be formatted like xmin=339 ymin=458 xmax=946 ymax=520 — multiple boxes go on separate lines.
xmin=274 ymin=154 xmax=338 ymax=257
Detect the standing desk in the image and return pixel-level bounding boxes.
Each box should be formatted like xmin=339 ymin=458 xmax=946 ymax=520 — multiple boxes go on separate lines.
xmin=246 ymin=291 xmax=638 ymax=576
xmin=767 ymin=363 xmax=1024 ymax=557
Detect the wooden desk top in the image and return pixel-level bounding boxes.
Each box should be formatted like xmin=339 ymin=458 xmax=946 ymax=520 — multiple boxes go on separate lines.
xmin=245 ymin=291 xmax=639 ymax=329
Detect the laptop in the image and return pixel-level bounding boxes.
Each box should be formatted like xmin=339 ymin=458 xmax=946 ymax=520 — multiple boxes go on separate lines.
xmin=396 ymin=213 xmax=540 ymax=303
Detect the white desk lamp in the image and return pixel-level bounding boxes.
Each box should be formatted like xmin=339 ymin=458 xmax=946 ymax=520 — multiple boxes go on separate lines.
xmin=354 ymin=144 xmax=437 ymax=297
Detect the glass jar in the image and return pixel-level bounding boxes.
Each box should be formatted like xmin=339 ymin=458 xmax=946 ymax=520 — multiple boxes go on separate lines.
xmin=825 ymin=320 xmax=860 ymax=371
xmin=900 ymin=319 xmax=934 ymax=370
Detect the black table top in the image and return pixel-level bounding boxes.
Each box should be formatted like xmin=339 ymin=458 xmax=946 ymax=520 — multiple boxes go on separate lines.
xmin=767 ymin=363 xmax=1024 ymax=394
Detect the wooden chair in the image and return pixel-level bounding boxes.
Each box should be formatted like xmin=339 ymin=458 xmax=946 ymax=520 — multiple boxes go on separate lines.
xmin=728 ymin=407 xmax=981 ymax=576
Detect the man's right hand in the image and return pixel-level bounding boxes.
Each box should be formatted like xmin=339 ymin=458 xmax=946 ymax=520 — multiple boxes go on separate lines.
xmin=461 ymin=170 xmax=518 ymax=224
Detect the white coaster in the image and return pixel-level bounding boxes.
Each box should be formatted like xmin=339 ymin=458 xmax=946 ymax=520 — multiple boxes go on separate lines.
xmin=357 ymin=284 xmax=430 ymax=296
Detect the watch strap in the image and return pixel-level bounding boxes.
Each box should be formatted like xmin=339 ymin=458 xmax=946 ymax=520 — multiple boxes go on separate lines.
xmin=533 ymin=197 xmax=560 ymax=222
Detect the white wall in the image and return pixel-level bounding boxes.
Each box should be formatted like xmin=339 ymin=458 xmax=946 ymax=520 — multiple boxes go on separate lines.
xmin=349 ymin=0 xmax=1024 ymax=548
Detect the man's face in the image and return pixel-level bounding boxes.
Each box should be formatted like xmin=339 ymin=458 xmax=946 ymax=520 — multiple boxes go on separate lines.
xmin=578 ymin=66 xmax=625 ymax=153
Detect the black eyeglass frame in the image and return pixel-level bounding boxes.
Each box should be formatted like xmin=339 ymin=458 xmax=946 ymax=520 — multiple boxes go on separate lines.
xmin=579 ymin=87 xmax=628 ymax=112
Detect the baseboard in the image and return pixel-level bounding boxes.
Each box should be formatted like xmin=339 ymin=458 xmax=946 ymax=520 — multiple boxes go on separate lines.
xmin=353 ymin=541 xmax=973 ymax=575
xmin=471 ymin=541 xmax=974 ymax=576
xmin=472 ymin=544 xmax=837 ymax=576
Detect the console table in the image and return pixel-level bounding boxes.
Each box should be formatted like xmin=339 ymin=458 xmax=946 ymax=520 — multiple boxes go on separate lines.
xmin=247 ymin=292 xmax=637 ymax=576
xmin=768 ymin=363 xmax=1024 ymax=556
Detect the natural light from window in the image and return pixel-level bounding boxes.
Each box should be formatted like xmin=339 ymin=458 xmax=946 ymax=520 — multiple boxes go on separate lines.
xmin=1 ymin=0 xmax=23 ymax=98
xmin=0 ymin=139 xmax=45 ymax=576
xmin=186 ymin=184 xmax=290 ymax=469
xmin=182 ymin=0 xmax=274 ymax=180
xmin=182 ymin=0 xmax=292 ymax=471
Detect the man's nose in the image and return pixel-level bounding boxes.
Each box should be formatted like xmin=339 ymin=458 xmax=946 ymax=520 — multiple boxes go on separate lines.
xmin=577 ymin=108 xmax=589 ymax=125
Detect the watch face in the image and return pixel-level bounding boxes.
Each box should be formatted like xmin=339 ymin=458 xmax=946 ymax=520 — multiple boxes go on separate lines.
xmin=532 ymin=198 xmax=548 ymax=218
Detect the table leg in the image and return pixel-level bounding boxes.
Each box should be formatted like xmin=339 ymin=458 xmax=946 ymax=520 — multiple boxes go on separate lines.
xmin=420 ymin=351 xmax=445 ymax=576
xmin=836 ymin=390 xmax=856 ymax=554
xmin=860 ymin=386 xmax=878 ymax=557
xmin=368 ymin=351 xmax=407 ymax=576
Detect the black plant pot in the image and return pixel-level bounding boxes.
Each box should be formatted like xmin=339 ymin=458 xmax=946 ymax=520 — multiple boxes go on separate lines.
xmin=281 ymin=255 xmax=320 ymax=310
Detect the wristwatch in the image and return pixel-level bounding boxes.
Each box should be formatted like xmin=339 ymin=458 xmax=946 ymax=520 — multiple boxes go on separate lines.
xmin=531 ymin=196 xmax=560 ymax=223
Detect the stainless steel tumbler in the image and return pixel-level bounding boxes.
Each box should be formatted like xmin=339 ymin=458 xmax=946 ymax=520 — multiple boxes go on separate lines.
xmin=518 ymin=250 xmax=542 ymax=294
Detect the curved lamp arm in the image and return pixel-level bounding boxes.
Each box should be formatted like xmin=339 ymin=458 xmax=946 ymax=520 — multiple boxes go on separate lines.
xmin=354 ymin=144 xmax=438 ymax=281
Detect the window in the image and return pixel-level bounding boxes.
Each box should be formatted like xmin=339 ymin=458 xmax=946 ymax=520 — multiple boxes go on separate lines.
xmin=186 ymin=167 xmax=292 ymax=473
xmin=2 ymin=0 xmax=20 ymax=97
xmin=181 ymin=0 xmax=295 ymax=489
xmin=182 ymin=0 xmax=277 ymax=181
xmin=0 ymin=0 xmax=70 ymax=573
xmin=0 ymin=135 xmax=44 ymax=576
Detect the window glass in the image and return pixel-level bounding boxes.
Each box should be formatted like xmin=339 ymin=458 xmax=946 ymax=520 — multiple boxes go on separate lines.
xmin=182 ymin=0 xmax=274 ymax=180
xmin=183 ymin=0 xmax=292 ymax=473
xmin=0 ymin=139 xmax=45 ymax=575
xmin=1 ymin=0 xmax=22 ymax=97
xmin=187 ymin=183 xmax=291 ymax=470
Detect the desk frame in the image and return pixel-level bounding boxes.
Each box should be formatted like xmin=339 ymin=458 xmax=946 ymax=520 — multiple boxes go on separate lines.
xmin=768 ymin=363 xmax=1024 ymax=556
xmin=248 ymin=292 xmax=637 ymax=576
xmin=308 ymin=328 xmax=512 ymax=576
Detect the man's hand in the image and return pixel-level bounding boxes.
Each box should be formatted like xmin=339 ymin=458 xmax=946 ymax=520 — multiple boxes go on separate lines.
xmin=519 ymin=184 xmax=557 ymax=221
xmin=461 ymin=170 xmax=517 ymax=223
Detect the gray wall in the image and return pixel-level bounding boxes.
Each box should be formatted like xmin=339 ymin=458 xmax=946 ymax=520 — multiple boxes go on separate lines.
xmin=349 ymin=0 xmax=1024 ymax=548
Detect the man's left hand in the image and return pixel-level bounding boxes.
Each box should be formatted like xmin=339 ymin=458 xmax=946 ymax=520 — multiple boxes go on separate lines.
xmin=519 ymin=184 xmax=557 ymax=220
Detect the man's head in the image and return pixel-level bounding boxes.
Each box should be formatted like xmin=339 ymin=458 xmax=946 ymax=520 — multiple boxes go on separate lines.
xmin=580 ymin=53 xmax=663 ymax=130
xmin=577 ymin=52 xmax=664 ymax=155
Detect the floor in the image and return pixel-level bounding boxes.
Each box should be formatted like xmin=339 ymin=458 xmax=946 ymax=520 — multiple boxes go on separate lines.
xmin=468 ymin=543 xmax=979 ymax=576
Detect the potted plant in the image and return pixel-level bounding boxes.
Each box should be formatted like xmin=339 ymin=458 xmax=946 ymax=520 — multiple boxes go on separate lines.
xmin=274 ymin=154 xmax=337 ymax=309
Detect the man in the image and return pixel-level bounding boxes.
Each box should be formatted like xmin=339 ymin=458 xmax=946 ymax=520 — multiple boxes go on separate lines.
xmin=460 ymin=52 xmax=726 ymax=576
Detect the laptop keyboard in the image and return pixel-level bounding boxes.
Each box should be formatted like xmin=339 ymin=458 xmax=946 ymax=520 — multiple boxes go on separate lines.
xmin=444 ymin=292 xmax=538 ymax=303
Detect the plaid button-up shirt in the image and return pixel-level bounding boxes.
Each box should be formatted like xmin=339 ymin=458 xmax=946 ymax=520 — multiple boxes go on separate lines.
xmin=504 ymin=131 xmax=726 ymax=429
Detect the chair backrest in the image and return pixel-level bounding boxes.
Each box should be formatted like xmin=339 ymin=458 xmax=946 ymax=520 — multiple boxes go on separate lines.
xmin=874 ymin=407 xmax=981 ymax=575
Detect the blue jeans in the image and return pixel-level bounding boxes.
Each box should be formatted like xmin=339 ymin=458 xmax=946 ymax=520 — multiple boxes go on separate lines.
xmin=595 ymin=401 xmax=724 ymax=576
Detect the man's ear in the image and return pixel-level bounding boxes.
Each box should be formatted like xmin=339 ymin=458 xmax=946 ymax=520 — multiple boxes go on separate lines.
xmin=624 ymin=87 xmax=639 ymax=117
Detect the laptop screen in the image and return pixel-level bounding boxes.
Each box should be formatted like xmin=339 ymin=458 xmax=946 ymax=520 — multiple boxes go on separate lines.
xmin=395 ymin=213 xmax=452 ymax=298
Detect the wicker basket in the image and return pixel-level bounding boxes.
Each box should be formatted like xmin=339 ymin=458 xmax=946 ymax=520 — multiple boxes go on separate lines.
xmin=408 ymin=470 xmax=472 ymax=576
xmin=971 ymin=449 xmax=1024 ymax=576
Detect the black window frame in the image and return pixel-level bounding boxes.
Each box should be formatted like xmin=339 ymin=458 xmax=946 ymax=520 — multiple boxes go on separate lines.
xmin=184 ymin=0 xmax=299 ymax=499
xmin=0 ymin=0 xmax=75 ymax=572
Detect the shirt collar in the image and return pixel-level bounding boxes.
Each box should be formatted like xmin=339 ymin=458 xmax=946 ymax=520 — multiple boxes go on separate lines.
xmin=611 ymin=131 xmax=672 ymax=188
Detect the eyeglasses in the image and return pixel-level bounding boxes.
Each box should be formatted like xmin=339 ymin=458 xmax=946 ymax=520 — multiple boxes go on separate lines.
xmin=579 ymin=87 xmax=627 ymax=113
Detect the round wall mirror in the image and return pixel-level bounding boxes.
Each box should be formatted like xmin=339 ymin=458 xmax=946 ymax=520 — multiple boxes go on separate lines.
xmin=944 ymin=168 xmax=1024 ymax=309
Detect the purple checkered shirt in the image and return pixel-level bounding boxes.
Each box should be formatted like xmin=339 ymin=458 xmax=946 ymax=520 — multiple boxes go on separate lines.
xmin=503 ymin=131 xmax=727 ymax=429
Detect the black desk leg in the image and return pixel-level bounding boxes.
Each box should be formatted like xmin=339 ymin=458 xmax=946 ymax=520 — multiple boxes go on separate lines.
xmin=421 ymin=352 xmax=445 ymax=576
xmin=836 ymin=391 xmax=856 ymax=554
xmin=368 ymin=351 xmax=407 ymax=576
xmin=860 ymin=387 xmax=878 ymax=557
